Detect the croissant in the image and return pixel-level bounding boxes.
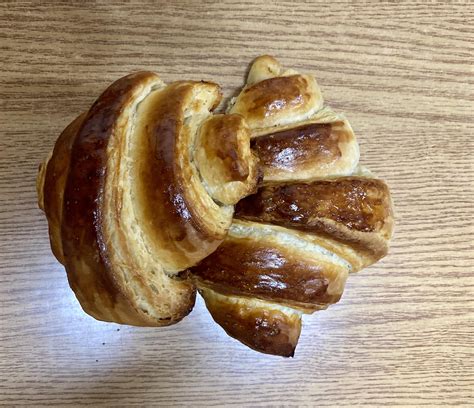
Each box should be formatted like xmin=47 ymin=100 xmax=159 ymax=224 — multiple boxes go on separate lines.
xmin=191 ymin=56 xmax=394 ymax=356
xmin=37 ymin=72 xmax=258 ymax=326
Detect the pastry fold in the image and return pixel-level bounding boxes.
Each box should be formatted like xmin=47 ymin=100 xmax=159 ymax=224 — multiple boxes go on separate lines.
xmin=37 ymin=72 xmax=258 ymax=326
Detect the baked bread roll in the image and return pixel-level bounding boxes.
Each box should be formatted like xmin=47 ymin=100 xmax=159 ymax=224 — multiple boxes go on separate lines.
xmin=37 ymin=72 xmax=258 ymax=326
xmin=191 ymin=56 xmax=394 ymax=356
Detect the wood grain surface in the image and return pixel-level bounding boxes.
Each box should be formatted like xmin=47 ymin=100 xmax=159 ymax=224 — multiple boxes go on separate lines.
xmin=1 ymin=1 xmax=473 ymax=406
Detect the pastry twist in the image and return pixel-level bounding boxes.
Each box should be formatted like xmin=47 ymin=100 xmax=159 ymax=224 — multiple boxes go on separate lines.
xmin=191 ymin=56 xmax=394 ymax=356
xmin=37 ymin=59 xmax=393 ymax=356
xmin=37 ymin=72 xmax=258 ymax=326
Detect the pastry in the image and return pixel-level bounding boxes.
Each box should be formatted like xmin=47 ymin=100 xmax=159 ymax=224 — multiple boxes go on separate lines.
xmin=37 ymin=58 xmax=393 ymax=357
xmin=37 ymin=72 xmax=258 ymax=326
xmin=191 ymin=56 xmax=394 ymax=356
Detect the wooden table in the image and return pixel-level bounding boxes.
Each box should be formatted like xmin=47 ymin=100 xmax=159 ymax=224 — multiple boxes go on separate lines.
xmin=1 ymin=2 xmax=472 ymax=406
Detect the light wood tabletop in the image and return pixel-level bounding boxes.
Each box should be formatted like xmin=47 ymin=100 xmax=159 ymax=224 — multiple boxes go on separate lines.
xmin=1 ymin=1 xmax=473 ymax=407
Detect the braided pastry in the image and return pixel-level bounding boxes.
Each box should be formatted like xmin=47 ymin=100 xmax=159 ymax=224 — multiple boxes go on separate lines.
xmin=37 ymin=72 xmax=258 ymax=326
xmin=191 ymin=56 xmax=394 ymax=356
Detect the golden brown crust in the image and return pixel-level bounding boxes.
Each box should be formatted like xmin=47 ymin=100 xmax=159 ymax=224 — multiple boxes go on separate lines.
xmin=200 ymin=287 xmax=301 ymax=357
xmin=200 ymin=114 xmax=250 ymax=182
xmin=60 ymin=72 xmax=176 ymax=325
xmin=252 ymin=119 xmax=358 ymax=182
xmin=38 ymin=72 xmax=259 ymax=326
xmin=230 ymin=74 xmax=323 ymax=130
xmin=246 ymin=55 xmax=281 ymax=85
xmin=254 ymin=122 xmax=336 ymax=168
xmin=37 ymin=55 xmax=394 ymax=357
xmin=190 ymin=56 xmax=394 ymax=356
xmin=235 ymin=177 xmax=392 ymax=234
xmin=38 ymin=113 xmax=86 ymax=263
xmin=129 ymin=81 xmax=230 ymax=272
xmin=231 ymin=58 xmax=356 ymax=184
xmin=194 ymin=114 xmax=259 ymax=205
xmin=234 ymin=177 xmax=393 ymax=264
xmin=192 ymin=234 xmax=345 ymax=310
